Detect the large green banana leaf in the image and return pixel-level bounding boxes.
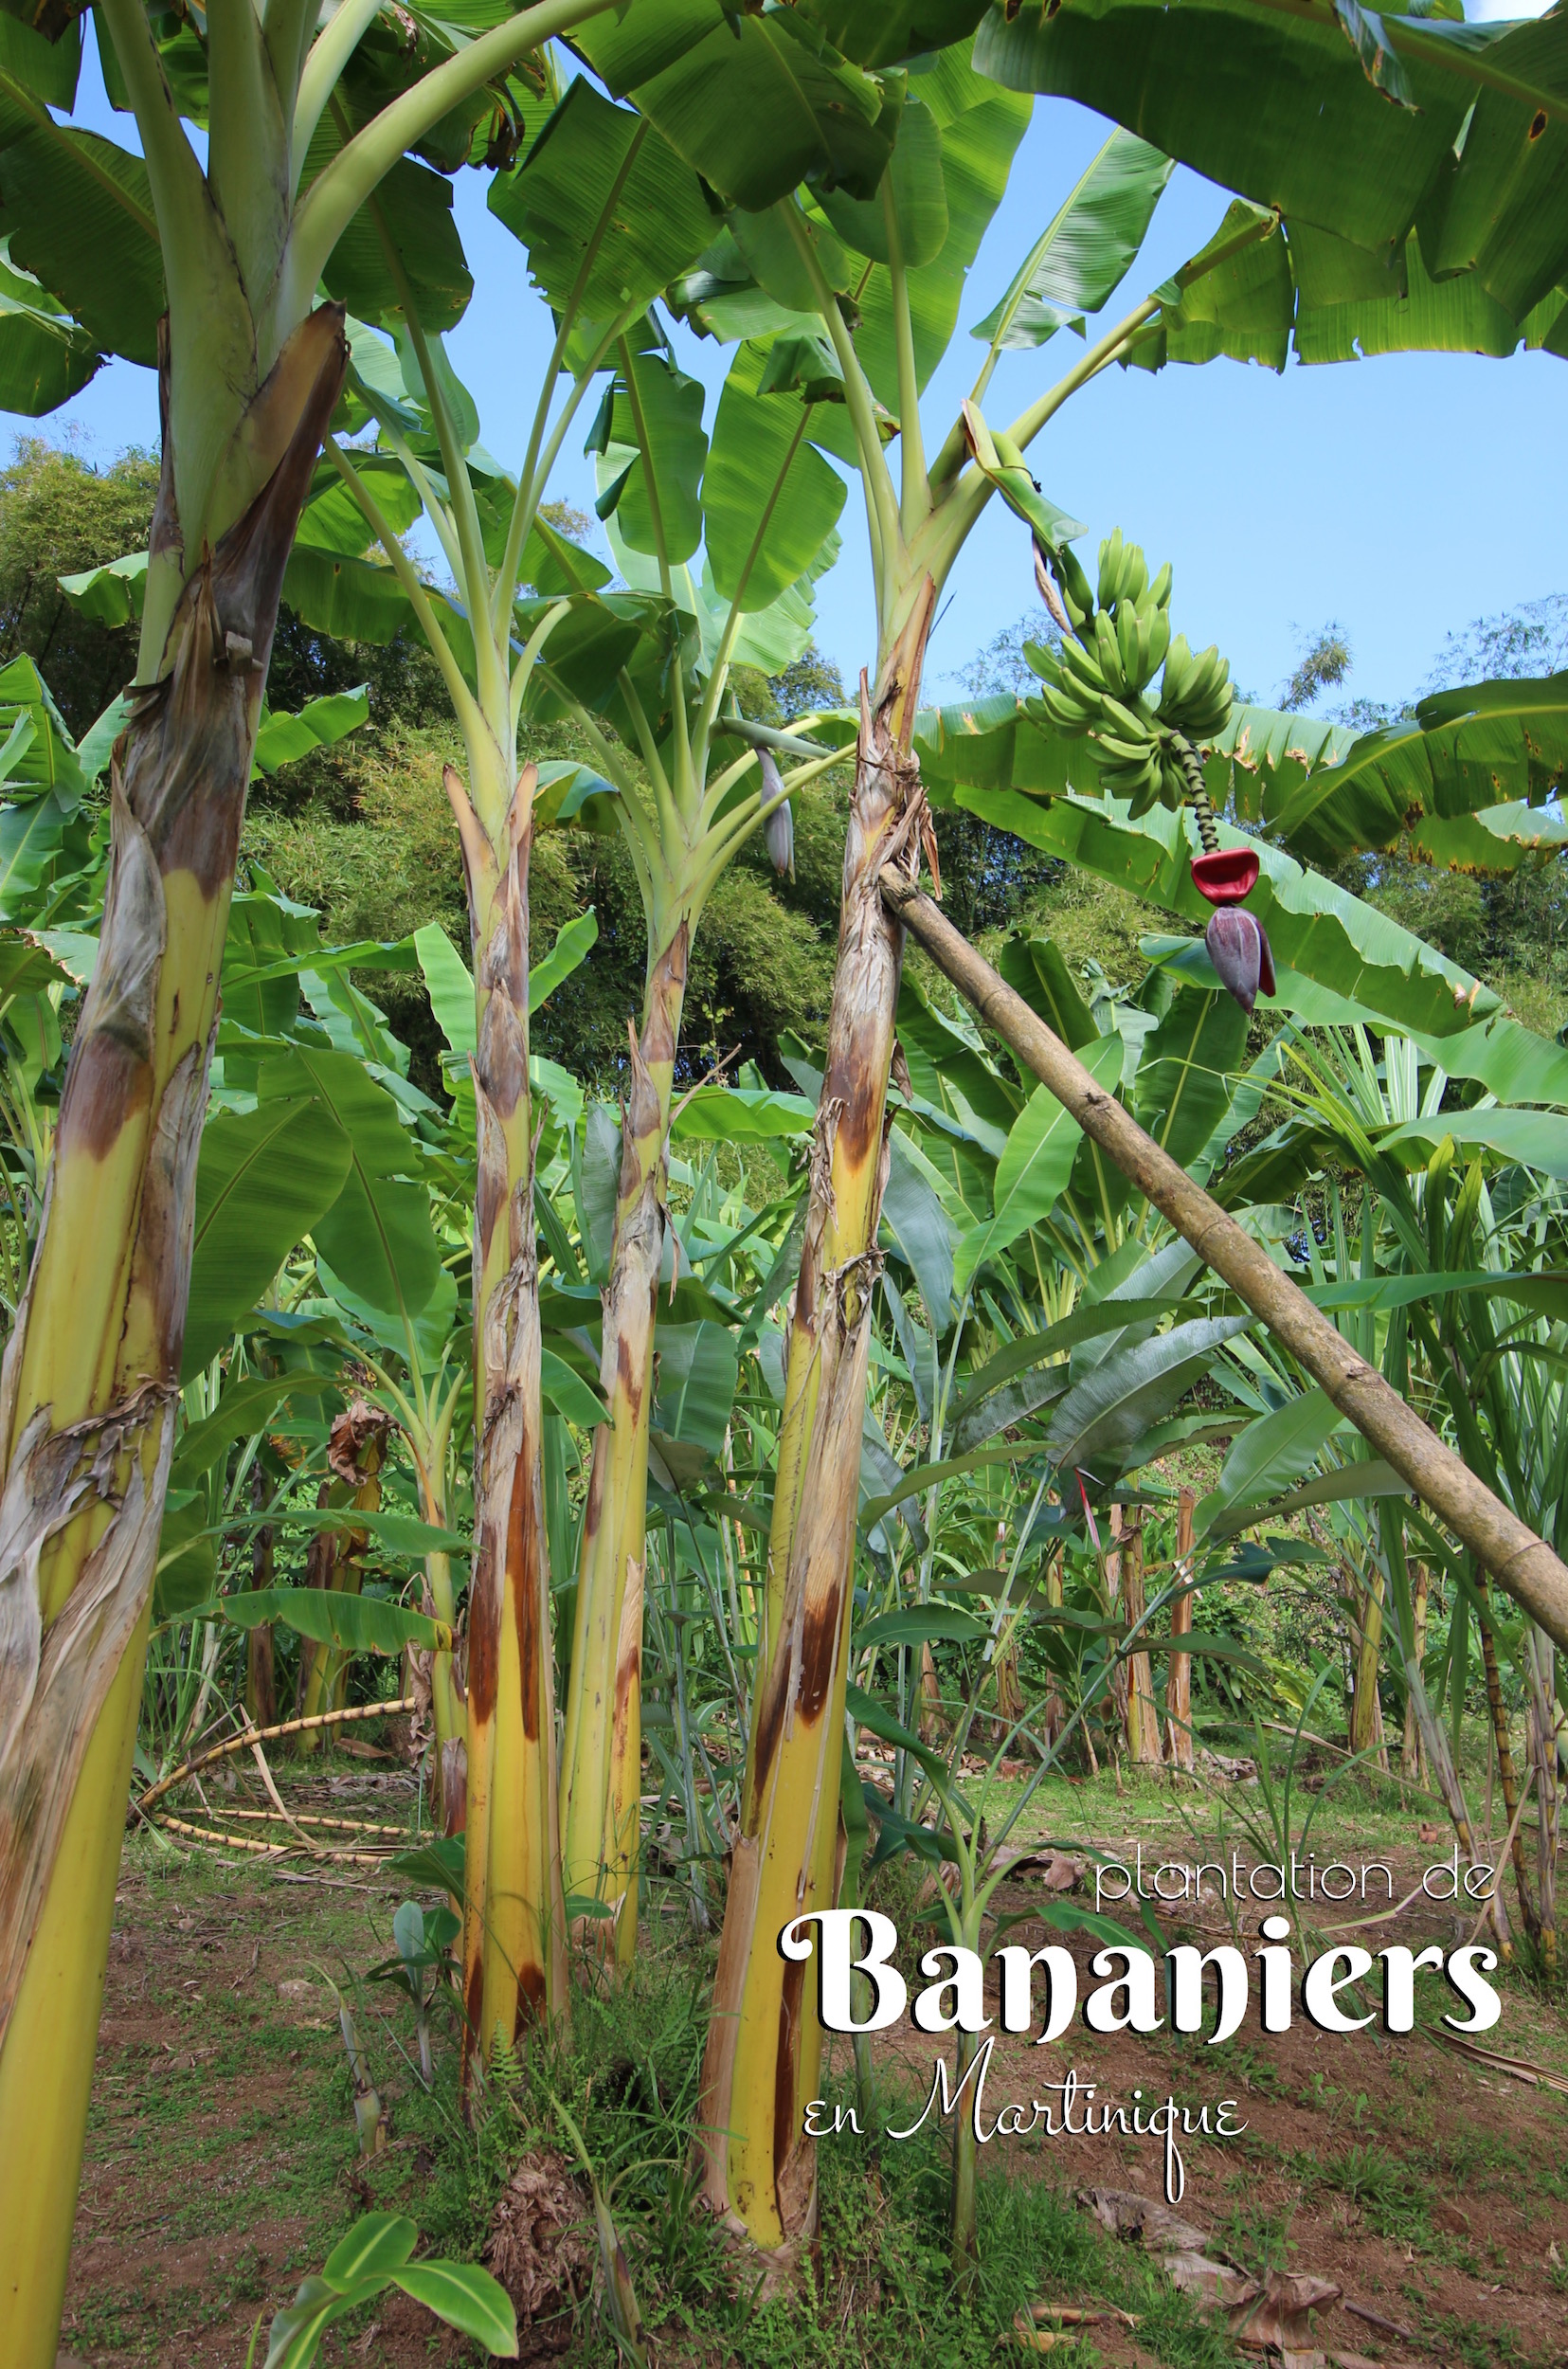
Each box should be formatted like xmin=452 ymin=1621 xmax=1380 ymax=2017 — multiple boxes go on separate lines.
xmin=576 ymin=3 xmax=896 ymax=213
xmin=1194 ymin=1386 xmax=1344 ymax=1541
xmin=302 ymin=132 xmax=472 ymax=336
xmin=488 ymin=77 xmax=715 ymax=329
xmin=1126 ymin=203 xmax=1563 ymax=376
xmin=0 ymin=239 xmax=102 ymax=413
xmin=826 ymin=49 xmax=1033 ymax=413
xmin=280 ymin=1048 xmax=444 ymax=1328
xmin=701 ymin=50 xmax=1030 ymax=442
xmin=703 ymin=346 xmax=847 ymax=610
xmin=953 ymin=1034 xmax=1122 ymax=1297
xmin=795 ymin=0 xmax=992 ymax=71
xmin=1130 ymin=977 xmax=1248 ymax=1180
xmin=1216 ymin=673 xmax=1568 ymax=868
xmin=183 ymin=1083 xmax=354 ymax=1380
xmin=820 ymin=92 xmax=949 ymax=268
xmin=218 ymin=1586 xmax=450 ymax=1656
xmin=976 ymin=0 xmax=1568 ymax=319
xmin=1048 ymin=1312 xmax=1250 ymax=1478
xmin=593 ymin=346 xmax=709 ymax=568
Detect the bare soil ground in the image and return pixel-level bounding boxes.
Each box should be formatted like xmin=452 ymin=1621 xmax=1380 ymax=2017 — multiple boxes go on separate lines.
xmin=61 ymin=1761 xmax=1568 ymax=2368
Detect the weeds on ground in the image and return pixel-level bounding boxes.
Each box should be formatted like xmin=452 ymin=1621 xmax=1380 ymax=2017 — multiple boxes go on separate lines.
xmin=368 ymin=1940 xmax=1245 ymax=2368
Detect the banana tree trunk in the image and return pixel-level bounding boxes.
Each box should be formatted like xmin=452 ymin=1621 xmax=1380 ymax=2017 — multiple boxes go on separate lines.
xmin=698 ymin=587 xmax=933 ymax=2270
xmin=560 ymin=922 xmax=688 ymax=1966
xmin=245 ymin=1460 xmax=279 ymax=1732
xmin=1118 ymin=1507 xmax=1160 ymax=1765
xmin=1478 ymin=1597 xmax=1537 ymax=1945
xmin=1351 ymin=1563 xmax=1387 ymax=1762
xmin=1400 ymin=1562 xmax=1430 ymax=1784
xmin=1523 ymin=1628 xmax=1559 ymax=1980
xmin=298 ymin=1402 xmax=389 ymax=1738
xmin=446 ymin=762 xmax=567 ymax=2081
xmin=296 ymin=1471 xmax=351 ymax=1745
xmin=422 ymin=1543 xmax=467 ymax=1836
xmin=0 ymin=306 xmax=347 ymax=2366
xmin=1163 ymin=1487 xmax=1195 ymax=1771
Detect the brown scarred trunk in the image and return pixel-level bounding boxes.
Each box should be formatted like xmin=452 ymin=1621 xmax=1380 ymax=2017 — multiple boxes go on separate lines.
xmin=698 ymin=585 xmax=934 ymax=2267
xmin=0 ymin=305 xmax=348 ymax=2026
xmin=297 ymin=1400 xmax=390 ymax=1741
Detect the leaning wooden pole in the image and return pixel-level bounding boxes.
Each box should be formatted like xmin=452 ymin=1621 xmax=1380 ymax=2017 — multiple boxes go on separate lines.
xmin=880 ymin=874 xmax=1568 ymax=1655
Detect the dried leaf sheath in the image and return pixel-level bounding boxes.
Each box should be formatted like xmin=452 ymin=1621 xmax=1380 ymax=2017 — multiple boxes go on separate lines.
xmin=450 ymin=761 xmax=567 ymax=2075
xmin=560 ymin=923 xmax=688 ymax=1961
xmin=0 ymin=308 xmax=348 ymax=2362
xmin=699 ymin=594 xmax=933 ymax=2262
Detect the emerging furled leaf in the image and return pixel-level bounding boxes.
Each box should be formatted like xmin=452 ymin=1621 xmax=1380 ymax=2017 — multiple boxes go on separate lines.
xmin=972 ymin=126 xmax=1172 ymax=350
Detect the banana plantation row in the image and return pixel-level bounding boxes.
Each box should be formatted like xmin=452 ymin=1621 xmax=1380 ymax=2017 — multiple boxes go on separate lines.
xmin=1 ymin=1 xmax=1567 ymax=2362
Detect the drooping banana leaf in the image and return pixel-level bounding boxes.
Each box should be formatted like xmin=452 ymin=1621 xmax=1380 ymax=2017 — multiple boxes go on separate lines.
xmin=976 ymin=0 xmax=1568 ymax=322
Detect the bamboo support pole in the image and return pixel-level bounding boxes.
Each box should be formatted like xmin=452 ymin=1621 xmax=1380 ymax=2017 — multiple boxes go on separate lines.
xmin=879 ymin=873 xmax=1568 ymax=1655
xmin=134 ymin=1696 xmax=418 ymax=1816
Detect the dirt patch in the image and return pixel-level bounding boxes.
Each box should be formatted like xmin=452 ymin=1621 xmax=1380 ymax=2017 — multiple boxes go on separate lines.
xmin=60 ymin=1781 xmax=1568 ymax=2367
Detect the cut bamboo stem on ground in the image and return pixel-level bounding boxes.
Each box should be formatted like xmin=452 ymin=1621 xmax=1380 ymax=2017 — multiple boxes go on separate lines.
xmin=135 ymin=1697 xmax=418 ymax=1816
xmin=879 ymin=871 xmax=1568 ymax=1653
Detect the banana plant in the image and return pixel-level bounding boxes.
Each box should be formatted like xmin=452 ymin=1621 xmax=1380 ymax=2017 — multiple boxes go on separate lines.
xmin=304 ymin=126 xmax=698 ymax=2062
xmin=306 ymin=69 xmax=856 ymax=2019
xmin=671 ymin=26 xmax=1335 ymax=2261
xmin=0 ymin=4 xmax=662 ymax=2345
xmin=539 ymin=333 xmax=852 ymax=1969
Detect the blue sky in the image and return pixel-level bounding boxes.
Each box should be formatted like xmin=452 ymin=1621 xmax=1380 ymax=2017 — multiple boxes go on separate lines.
xmin=23 ymin=7 xmax=1562 ymax=714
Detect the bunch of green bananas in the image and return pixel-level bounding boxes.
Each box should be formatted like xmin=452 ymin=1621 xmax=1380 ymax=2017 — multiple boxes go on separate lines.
xmin=1029 ymin=532 xmax=1233 ymax=818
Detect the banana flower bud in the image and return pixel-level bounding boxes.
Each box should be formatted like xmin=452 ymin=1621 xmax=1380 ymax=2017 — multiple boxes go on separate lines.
xmin=760 ymin=748 xmax=794 ymax=879
xmin=1205 ymin=905 xmax=1274 ymax=1016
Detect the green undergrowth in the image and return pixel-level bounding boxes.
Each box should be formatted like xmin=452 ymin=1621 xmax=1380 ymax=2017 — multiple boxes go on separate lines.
xmin=353 ymin=1942 xmax=1241 ymax=2368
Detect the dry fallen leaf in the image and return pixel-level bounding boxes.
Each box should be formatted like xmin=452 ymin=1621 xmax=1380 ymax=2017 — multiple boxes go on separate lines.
xmin=1230 ymin=2270 xmax=1342 ymax=2352
xmin=1077 ymin=2187 xmax=1213 ymax=2254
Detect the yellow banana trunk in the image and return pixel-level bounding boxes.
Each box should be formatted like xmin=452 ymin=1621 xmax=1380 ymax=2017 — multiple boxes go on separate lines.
xmin=560 ymin=923 xmax=689 ymax=1965
xmin=448 ymin=762 xmax=568 ymax=2080
xmin=699 ymin=588 xmax=934 ymax=2267
xmin=0 ymin=308 xmax=348 ymax=2366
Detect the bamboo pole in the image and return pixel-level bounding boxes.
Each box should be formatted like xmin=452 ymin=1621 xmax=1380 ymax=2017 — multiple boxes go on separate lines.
xmin=879 ymin=874 xmax=1568 ymax=1655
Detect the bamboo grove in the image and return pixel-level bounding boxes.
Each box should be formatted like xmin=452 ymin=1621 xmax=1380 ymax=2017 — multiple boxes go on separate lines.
xmin=2 ymin=0 xmax=1568 ymax=2359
